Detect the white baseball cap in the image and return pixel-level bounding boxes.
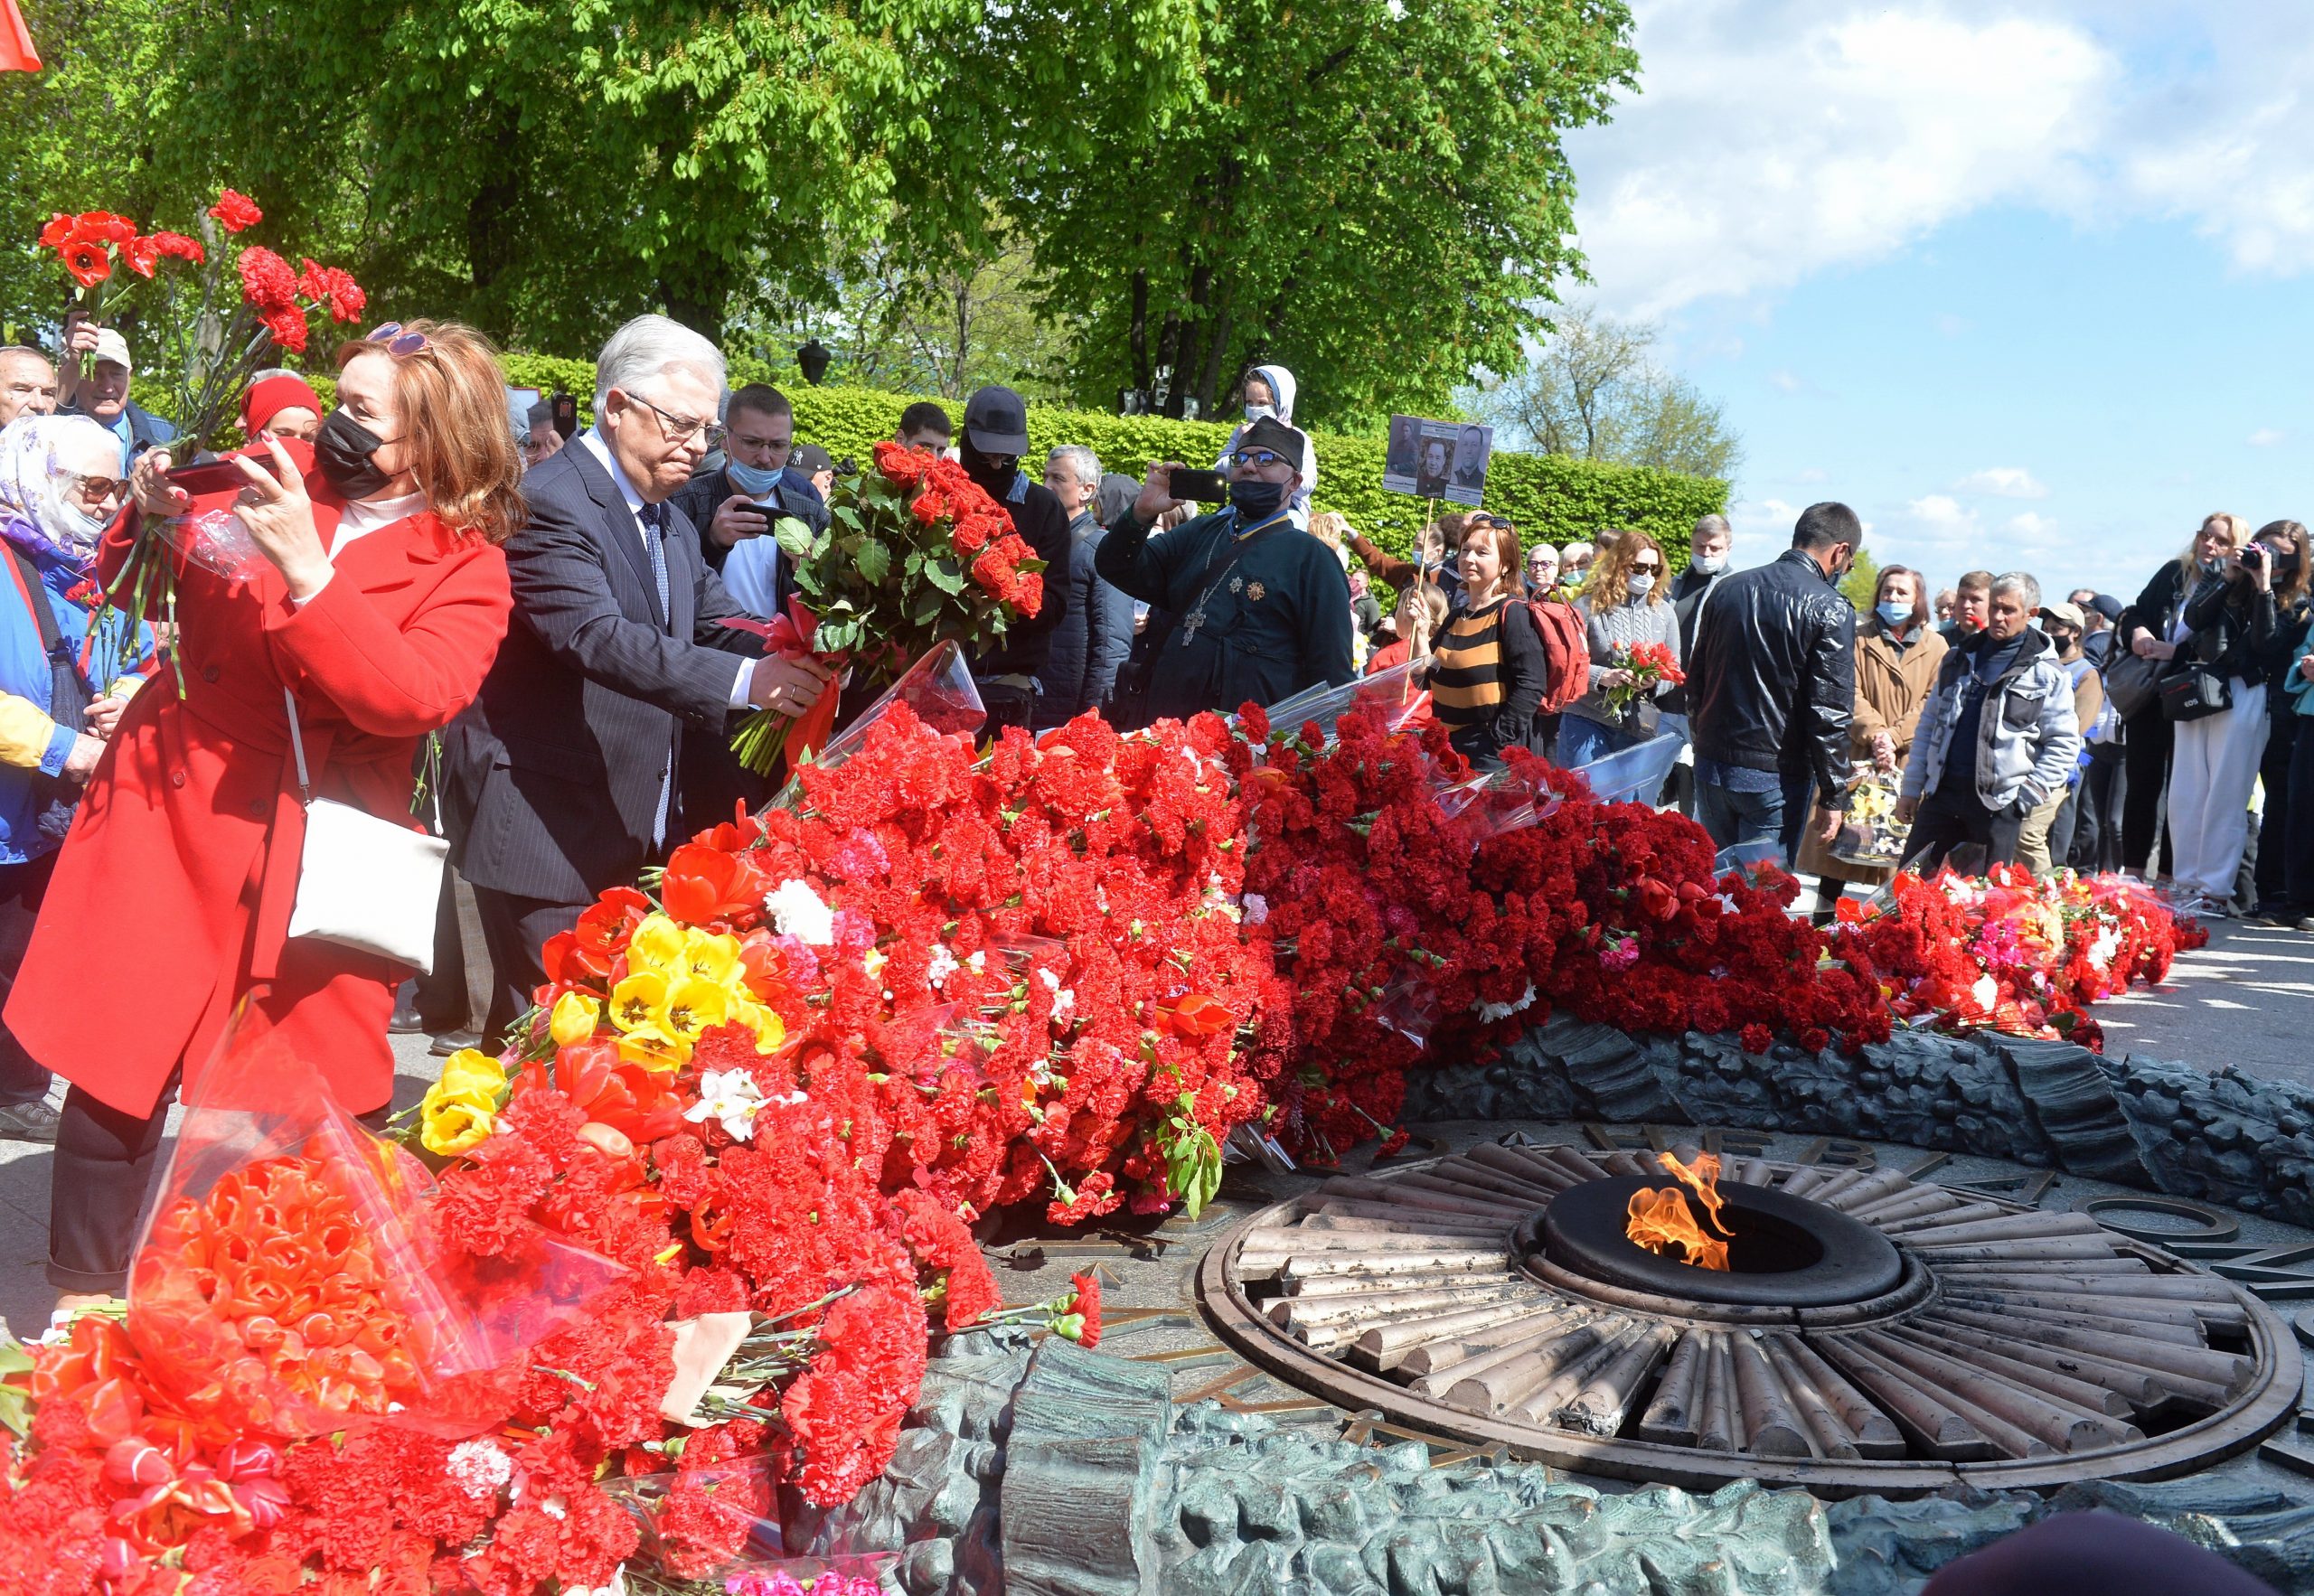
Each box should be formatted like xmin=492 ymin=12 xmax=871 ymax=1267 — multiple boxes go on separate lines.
xmin=90 ymin=327 xmax=132 ymax=371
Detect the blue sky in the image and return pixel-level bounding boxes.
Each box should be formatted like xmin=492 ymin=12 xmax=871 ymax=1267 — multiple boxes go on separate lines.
xmin=1561 ymin=1 xmax=2314 ymax=602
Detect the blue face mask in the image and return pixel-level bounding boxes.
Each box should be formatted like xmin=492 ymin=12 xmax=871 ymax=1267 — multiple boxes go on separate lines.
xmin=1876 ymin=599 xmax=1914 ymax=628
xmin=725 ymin=460 xmax=784 ymax=496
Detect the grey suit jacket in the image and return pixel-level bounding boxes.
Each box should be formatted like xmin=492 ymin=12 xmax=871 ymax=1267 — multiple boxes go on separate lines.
xmin=444 ymin=442 xmax=763 ymax=902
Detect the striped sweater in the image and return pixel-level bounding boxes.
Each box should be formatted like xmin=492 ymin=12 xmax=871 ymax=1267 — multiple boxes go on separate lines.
xmin=1431 ymin=596 xmax=1547 ymax=763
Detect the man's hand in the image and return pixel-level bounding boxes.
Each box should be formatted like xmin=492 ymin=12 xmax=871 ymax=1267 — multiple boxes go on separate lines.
xmin=86 ymin=696 xmax=131 ymax=739
xmin=708 ymin=494 xmax=769 ymax=549
xmin=1133 ymin=463 xmax=1193 ymax=524
xmin=749 ymin=652 xmax=834 ymax=718
xmin=61 ymin=732 xmax=105 ymax=783
xmin=61 ymin=309 xmax=99 ymax=360
xmin=1894 ymin=794 xmax=1919 ymax=825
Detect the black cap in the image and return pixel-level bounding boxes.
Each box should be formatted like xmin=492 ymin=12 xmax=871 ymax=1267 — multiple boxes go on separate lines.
xmin=1237 ymin=415 xmax=1307 ymax=474
xmin=790 ymin=444 xmax=832 ymax=474
xmin=963 ymin=385 xmax=1030 ymax=455
xmin=2089 ymin=593 xmax=2123 ymax=622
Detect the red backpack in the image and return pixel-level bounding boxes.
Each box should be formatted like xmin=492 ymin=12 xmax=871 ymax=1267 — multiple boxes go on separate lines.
xmin=1523 ymin=596 xmax=1590 ymax=715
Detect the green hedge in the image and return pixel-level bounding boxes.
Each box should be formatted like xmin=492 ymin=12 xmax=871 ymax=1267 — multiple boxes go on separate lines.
xmin=151 ymin=354 xmax=1728 ymax=568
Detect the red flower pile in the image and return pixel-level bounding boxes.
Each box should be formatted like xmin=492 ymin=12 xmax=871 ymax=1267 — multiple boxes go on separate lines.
xmin=0 ymin=695 xmax=2187 ymax=1592
xmin=1832 ymin=863 xmax=2203 ymax=1051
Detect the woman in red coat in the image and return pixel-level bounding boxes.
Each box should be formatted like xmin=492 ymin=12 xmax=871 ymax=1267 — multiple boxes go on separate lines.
xmin=13 ymin=319 xmax=522 ymax=1311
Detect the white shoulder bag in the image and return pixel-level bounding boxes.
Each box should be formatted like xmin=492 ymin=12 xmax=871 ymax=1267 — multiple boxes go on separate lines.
xmin=281 ymin=686 xmax=448 ymax=972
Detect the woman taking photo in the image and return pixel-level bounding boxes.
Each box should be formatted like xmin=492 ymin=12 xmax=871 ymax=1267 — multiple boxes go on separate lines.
xmin=1554 ymin=529 xmax=1681 ymax=769
xmin=1429 ymin=514 xmax=1549 ymax=770
xmin=1796 ymin=564 xmax=1948 ymax=915
xmin=2117 ymin=512 xmax=2278 ymax=914
xmin=13 ymin=319 xmax=522 ymax=1311
xmin=2252 ymin=521 xmax=2311 ymax=923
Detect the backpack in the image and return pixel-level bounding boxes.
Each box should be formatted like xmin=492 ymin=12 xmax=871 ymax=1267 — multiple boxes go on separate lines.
xmin=1522 ymin=596 xmax=1590 ymax=715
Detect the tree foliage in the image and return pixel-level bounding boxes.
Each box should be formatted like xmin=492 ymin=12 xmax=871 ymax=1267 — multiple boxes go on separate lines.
xmin=1476 ymin=302 xmax=1744 ymax=483
xmin=1839 ymin=548 xmax=1884 ymax=612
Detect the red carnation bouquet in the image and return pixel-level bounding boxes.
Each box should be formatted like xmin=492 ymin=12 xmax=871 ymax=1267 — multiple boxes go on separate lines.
xmin=730 ymin=441 xmax=1044 ymax=774
xmin=38 ymin=188 xmax=366 ymax=688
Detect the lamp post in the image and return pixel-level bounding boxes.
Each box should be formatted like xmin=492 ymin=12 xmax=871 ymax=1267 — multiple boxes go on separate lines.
xmin=796 ymin=338 xmax=832 ymax=386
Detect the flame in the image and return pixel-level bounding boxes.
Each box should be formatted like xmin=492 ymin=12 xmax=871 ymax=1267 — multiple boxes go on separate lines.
xmin=1623 ymin=1149 xmax=1734 ymax=1271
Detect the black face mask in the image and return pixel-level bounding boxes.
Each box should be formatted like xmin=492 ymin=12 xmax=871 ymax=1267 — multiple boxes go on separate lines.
xmin=315 ymin=408 xmax=391 ymax=498
xmin=959 ymin=443 xmax=1018 ymax=497
xmin=2275 ymin=550 xmax=2304 ymax=583
xmin=1230 ymin=479 xmax=1288 ymax=521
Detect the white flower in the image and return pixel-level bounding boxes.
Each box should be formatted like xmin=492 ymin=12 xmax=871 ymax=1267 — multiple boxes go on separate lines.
xmin=2087 ymin=925 xmax=2121 ymax=972
xmin=447 ymin=1439 xmax=513 ymax=1498
xmin=765 ymin=878 xmax=835 ymax=945
xmin=965 ymin=949 xmax=987 ymax=975
xmin=1242 ymin=893 xmax=1269 ymax=925
xmin=685 ymin=1068 xmax=772 ymax=1141
xmin=1971 ymin=973 xmax=1999 ymax=1012
xmin=1474 ymin=982 xmax=1538 ymax=1024
xmin=927 ymin=944 xmax=959 ymax=990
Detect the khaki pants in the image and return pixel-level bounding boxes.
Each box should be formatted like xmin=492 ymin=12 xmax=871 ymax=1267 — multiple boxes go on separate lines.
xmin=2016 ymin=785 xmax=2069 ymax=875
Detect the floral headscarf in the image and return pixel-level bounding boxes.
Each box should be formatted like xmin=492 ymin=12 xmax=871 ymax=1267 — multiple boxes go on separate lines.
xmin=0 ymin=412 xmax=120 ymax=571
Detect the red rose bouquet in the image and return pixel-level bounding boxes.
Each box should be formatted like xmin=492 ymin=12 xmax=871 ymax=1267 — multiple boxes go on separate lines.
xmin=730 ymin=442 xmax=1044 ymax=774
xmin=1603 ymin=638 xmax=1685 ymax=722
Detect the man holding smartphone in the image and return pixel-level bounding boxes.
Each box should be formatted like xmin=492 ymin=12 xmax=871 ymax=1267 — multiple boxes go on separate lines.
xmin=669 ymin=382 xmax=827 ymax=617
xmin=1096 ymin=416 xmax=1353 ymax=726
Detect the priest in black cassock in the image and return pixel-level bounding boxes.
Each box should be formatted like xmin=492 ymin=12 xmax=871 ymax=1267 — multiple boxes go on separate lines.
xmin=1096 ymin=417 xmax=1355 ymax=723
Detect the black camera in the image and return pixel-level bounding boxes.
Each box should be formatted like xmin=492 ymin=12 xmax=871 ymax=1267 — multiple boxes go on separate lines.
xmin=2243 ymin=543 xmax=2268 ymax=568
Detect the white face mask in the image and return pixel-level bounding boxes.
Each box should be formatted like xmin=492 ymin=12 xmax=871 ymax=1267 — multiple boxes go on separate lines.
xmin=1690 ymin=550 xmax=1727 ymax=574
xmin=42 ymin=470 xmax=105 ymax=549
xmin=1627 ymin=572 xmax=1657 ymax=596
xmin=1245 ymin=403 xmax=1275 ymax=423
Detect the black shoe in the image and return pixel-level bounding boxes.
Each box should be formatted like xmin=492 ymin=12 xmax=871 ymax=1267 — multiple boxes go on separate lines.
xmin=0 ymin=1099 xmax=61 ymax=1143
xmin=389 ymin=981 xmax=427 ymax=1033
xmin=428 ymin=1028 xmax=484 ymax=1057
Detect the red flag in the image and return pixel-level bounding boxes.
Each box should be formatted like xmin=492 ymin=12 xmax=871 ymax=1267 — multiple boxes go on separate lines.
xmin=1 ymin=0 xmax=40 ymax=72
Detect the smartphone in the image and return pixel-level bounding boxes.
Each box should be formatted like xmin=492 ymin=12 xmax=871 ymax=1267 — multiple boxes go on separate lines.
xmin=165 ymin=455 xmax=277 ymax=495
xmin=1168 ymin=467 xmax=1228 ymax=502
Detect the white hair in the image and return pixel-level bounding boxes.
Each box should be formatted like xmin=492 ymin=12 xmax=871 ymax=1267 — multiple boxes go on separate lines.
xmin=1047 ymin=443 xmax=1100 ymax=491
xmin=595 ymin=315 xmax=726 ymax=406
xmin=1562 ymin=540 xmax=1594 ymax=562
xmin=249 ymin=365 xmax=301 ymax=385
xmin=1693 ymin=513 xmax=1732 ymax=540
xmin=1990 ymin=570 xmax=2042 ymax=609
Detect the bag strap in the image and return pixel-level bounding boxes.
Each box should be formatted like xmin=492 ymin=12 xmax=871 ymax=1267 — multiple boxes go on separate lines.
xmin=282 ymin=685 xmax=312 ymax=804
xmin=5 ymin=546 xmax=89 ymax=733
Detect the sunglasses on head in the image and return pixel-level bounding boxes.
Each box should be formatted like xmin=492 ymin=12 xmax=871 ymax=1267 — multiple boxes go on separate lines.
xmin=364 ymin=321 xmax=428 ymax=356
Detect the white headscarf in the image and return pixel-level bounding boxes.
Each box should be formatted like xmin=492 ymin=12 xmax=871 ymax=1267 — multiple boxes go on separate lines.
xmin=0 ymin=412 xmax=120 ymax=568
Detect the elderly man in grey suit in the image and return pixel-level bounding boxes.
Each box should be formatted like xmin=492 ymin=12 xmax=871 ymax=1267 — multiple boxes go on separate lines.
xmin=445 ymin=315 xmax=832 ymax=1038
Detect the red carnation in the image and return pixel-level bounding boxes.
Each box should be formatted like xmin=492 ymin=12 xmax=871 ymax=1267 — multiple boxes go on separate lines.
xmin=146 ymin=230 xmax=204 ymax=265
xmin=259 ymin=305 xmax=310 ymax=353
xmin=209 ymin=188 xmax=262 ymax=232
xmin=320 ymin=264 xmax=366 ymax=323
xmin=238 ymin=245 xmax=298 ymax=311
xmin=1062 ymin=1272 xmax=1102 ymax=1348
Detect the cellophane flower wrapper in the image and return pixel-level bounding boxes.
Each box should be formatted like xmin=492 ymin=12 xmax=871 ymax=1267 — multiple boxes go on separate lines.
xmin=1827 ymin=766 xmax=1910 ymax=868
xmin=126 ymin=1005 xmax=630 ymax=1439
xmin=1252 ymin=658 xmax=1430 ymax=745
xmin=155 ymin=506 xmax=270 ymax=580
xmin=776 ymin=642 xmax=984 ymax=805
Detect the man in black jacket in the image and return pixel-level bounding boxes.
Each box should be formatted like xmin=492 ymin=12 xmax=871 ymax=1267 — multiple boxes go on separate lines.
xmin=1660 ymin=513 xmax=1733 ymax=813
xmin=444 ymin=316 xmax=833 ymax=1038
xmin=1685 ymin=502 xmax=1861 ymax=861
xmin=1033 ymin=443 xmax=1135 ymax=728
xmin=957 ymin=385 xmax=1070 ymax=731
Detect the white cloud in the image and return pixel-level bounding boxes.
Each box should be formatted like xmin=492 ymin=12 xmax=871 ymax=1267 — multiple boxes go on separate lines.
xmin=1906 ymin=494 xmax=1979 ymax=534
xmin=1954 ymin=466 xmax=2049 ymax=499
xmin=1566 ymin=3 xmax=2114 ymax=316
xmin=1794 ymin=466 xmax=1830 ymax=483
xmin=2249 ymin=427 xmax=2286 ymax=447
xmin=2007 ymin=511 xmax=2058 ymax=540
xmin=1765 ymin=370 xmax=1803 ymax=394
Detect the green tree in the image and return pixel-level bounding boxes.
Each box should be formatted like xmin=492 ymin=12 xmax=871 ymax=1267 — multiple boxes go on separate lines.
xmin=910 ymin=0 xmax=1636 ymax=428
xmin=1475 ymin=302 xmax=1744 ymax=482
xmin=1839 ymin=547 xmax=1883 ymax=612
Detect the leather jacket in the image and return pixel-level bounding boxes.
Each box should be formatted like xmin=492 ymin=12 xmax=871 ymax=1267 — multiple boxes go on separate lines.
xmin=1686 ymin=548 xmax=1858 ymax=808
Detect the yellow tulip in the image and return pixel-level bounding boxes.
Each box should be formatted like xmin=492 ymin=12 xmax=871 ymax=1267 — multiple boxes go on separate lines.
xmin=609 ymin=969 xmax=670 ymax=1033
xmin=626 ymin=914 xmax=688 ymax=974
xmin=550 ymin=990 xmax=604 ymax=1047
xmin=616 ymin=1024 xmax=686 ymax=1072
xmin=421 ymin=1096 xmax=497 ymax=1157
xmin=660 ymin=975 xmax=733 ymax=1041
xmin=437 ymin=1047 xmax=507 ymax=1102
xmin=734 ymin=1000 xmax=786 ymax=1053
xmin=681 ymin=929 xmax=742 ymax=988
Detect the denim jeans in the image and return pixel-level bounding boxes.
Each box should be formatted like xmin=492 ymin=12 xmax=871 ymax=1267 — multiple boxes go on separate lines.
xmin=1696 ymin=775 xmax=1788 ymax=857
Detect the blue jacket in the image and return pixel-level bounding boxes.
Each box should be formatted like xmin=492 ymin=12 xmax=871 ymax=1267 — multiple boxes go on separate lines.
xmin=0 ymin=545 xmax=151 ymax=863
xmin=1034 ymin=512 xmax=1137 ymax=728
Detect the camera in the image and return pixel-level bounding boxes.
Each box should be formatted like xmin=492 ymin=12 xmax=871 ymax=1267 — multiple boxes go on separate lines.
xmin=2243 ymin=543 xmax=2268 ymax=568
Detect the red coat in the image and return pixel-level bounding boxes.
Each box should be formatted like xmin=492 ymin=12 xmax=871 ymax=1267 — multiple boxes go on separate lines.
xmin=5 ymin=470 xmax=512 ymax=1119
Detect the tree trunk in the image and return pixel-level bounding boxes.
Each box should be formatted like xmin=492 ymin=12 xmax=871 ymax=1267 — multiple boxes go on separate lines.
xmin=464 ymin=100 xmax=524 ymax=342
xmin=1128 ymin=265 xmax=1152 ymax=394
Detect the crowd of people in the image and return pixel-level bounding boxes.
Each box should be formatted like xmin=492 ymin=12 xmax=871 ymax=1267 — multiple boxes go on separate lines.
xmin=0 ymin=314 xmax=2309 ymax=1319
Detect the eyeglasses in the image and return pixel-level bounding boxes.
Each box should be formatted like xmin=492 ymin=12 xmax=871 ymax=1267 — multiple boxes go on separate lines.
xmin=1230 ymin=448 xmax=1292 ymax=468
xmin=364 ymin=321 xmax=429 ymax=357
xmin=622 ymin=390 xmax=726 ymax=451
xmin=1632 ymin=561 xmax=1661 ymax=573
xmin=70 ymin=472 xmax=128 ymax=505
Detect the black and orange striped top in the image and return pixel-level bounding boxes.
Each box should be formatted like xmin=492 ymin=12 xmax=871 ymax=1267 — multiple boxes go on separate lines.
xmin=1430 ymin=595 xmax=1547 ymax=755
